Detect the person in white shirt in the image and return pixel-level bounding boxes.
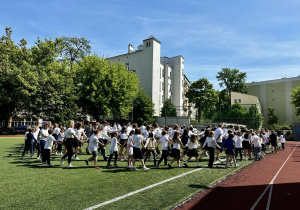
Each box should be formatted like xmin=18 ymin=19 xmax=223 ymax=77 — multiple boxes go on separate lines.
xmin=184 ymin=135 xmax=201 ymax=168
xmin=235 ymin=131 xmax=243 ymax=162
xmin=57 ymin=128 xmax=65 ymax=156
xmin=252 ymin=132 xmax=262 ymax=161
xmin=168 ymin=131 xmax=184 ymax=168
xmin=74 ymin=122 xmax=88 ymax=160
xmin=280 ymin=133 xmax=286 ymax=150
xmin=84 ymin=129 xmax=105 ymax=169
xmin=44 ymin=130 xmax=56 ymax=167
xmin=126 ymin=130 xmax=135 ymax=168
xmin=118 ymin=127 xmax=128 ymax=161
xmin=131 ymin=128 xmax=150 ymax=171
xmin=40 ymin=122 xmax=50 ymax=164
xmin=32 ymin=126 xmax=40 ymax=159
xmin=202 ymin=131 xmax=222 ymax=168
xmin=214 ymin=124 xmax=224 ymax=161
xmin=156 ymin=130 xmax=171 ymax=168
xmin=59 ymin=121 xmax=81 ymax=168
xmin=105 ymin=131 xmax=121 ymax=167
xmin=53 ymin=123 xmax=61 ymax=152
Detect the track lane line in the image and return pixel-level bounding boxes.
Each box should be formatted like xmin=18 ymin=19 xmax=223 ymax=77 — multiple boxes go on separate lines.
xmin=250 ymin=142 xmax=300 ymax=210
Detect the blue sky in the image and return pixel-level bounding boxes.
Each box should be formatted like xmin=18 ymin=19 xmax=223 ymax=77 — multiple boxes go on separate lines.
xmin=1 ymin=0 xmax=300 ymax=90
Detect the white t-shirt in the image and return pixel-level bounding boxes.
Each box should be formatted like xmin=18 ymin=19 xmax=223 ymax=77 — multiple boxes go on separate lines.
xmin=252 ymin=135 xmax=261 ymax=148
xmin=119 ymin=132 xmax=128 ymax=140
xmin=172 ymin=139 xmax=182 ymax=150
xmin=65 ymin=128 xmax=76 ymax=138
xmin=40 ymin=129 xmax=49 ymax=141
xmin=133 ymin=134 xmax=143 ymax=148
xmin=236 ymin=136 xmax=243 ymax=148
xmin=280 ymin=135 xmax=286 ymax=143
xmin=187 ymin=140 xmax=199 ymax=149
xmin=33 ymin=128 xmax=39 ymax=142
xmin=53 ymin=127 xmax=61 ymax=135
xmin=159 ymin=136 xmax=169 ymax=150
xmin=214 ymin=127 xmax=223 ymax=143
xmin=57 ymin=132 xmax=64 ymax=141
xmin=44 ymin=135 xmax=56 ymax=149
xmin=75 ymin=128 xmax=85 ymax=139
xmin=109 ymin=137 xmax=118 ymax=154
xmin=88 ymin=134 xmax=99 ymax=152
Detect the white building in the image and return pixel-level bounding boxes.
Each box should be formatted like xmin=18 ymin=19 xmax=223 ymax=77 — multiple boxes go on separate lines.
xmin=107 ymin=36 xmax=193 ymax=117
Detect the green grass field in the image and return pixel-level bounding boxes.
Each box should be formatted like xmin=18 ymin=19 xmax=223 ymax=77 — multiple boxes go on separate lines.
xmin=0 ymin=137 xmax=253 ymax=210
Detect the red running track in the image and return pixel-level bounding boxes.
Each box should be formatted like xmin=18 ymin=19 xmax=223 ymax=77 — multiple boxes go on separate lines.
xmin=175 ymin=141 xmax=300 ymax=210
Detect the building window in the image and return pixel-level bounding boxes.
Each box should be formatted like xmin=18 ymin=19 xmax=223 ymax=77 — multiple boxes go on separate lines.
xmin=234 ymin=99 xmax=237 ymax=103
xmin=238 ymin=99 xmax=241 ymax=103
xmin=272 ymin=90 xmax=274 ymax=93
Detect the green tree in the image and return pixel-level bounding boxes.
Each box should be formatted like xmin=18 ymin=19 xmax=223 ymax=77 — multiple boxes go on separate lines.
xmin=246 ymin=105 xmax=263 ymax=130
xmin=75 ymin=55 xmax=139 ymax=121
xmin=133 ymin=89 xmax=155 ymax=124
xmin=216 ymin=68 xmax=247 ymax=105
xmin=226 ymin=102 xmax=247 ymax=121
xmin=267 ymin=107 xmax=279 ymax=126
xmin=185 ymin=78 xmax=218 ymax=122
xmin=58 ymin=36 xmax=91 ymax=69
xmin=0 ymin=27 xmax=38 ymax=126
xmin=291 ymin=86 xmax=300 ymax=116
xmin=29 ymin=37 xmax=78 ymax=123
xmin=161 ymin=98 xmax=177 ymax=117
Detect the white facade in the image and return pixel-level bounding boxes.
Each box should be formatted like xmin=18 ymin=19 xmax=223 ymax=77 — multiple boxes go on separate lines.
xmin=107 ymin=36 xmax=192 ymax=117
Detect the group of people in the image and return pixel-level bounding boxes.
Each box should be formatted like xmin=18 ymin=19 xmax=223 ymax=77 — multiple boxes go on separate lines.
xmin=21 ymin=120 xmax=286 ymax=170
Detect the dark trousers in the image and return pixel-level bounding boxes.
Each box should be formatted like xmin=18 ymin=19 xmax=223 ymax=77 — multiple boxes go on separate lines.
xmin=144 ymin=149 xmax=156 ymax=165
xmin=57 ymin=143 xmax=62 ymax=152
xmin=235 ymin=148 xmax=243 ymax=160
xmin=98 ymin=139 xmax=108 ymax=160
xmin=40 ymin=140 xmax=46 ymax=162
xmin=108 ymin=151 xmax=118 ymax=164
xmin=281 ymin=143 xmax=285 ymax=150
xmin=158 ymin=150 xmax=168 ymax=166
xmin=36 ymin=143 xmax=41 ymax=157
xmin=207 ymin=147 xmax=215 ymax=168
xmin=22 ymin=143 xmax=34 ymax=157
xmin=44 ymin=149 xmax=51 ymax=165
xmin=62 ymin=138 xmax=74 ymax=164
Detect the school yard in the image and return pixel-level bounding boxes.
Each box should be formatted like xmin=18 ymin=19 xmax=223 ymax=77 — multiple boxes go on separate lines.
xmin=0 ymin=136 xmax=254 ymax=210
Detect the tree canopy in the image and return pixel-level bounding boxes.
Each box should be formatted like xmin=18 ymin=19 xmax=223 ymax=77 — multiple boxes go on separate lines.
xmin=267 ymin=107 xmax=279 ymax=126
xmin=0 ymin=27 xmax=144 ymax=125
xmin=185 ymin=78 xmax=218 ymax=122
xmin=133 ymin=89 xmax=155 ymax=124
xmin=161 ymin=98 xmax=177 ymax=117
xmin=291 ymin=86 xmax=300 ymax=116
xmin=216 ymin=68 xmax=247 ymax=105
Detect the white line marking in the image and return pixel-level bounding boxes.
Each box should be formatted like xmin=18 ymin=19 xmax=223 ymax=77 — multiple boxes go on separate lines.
xmin=250 ymin=142 xmax=300 ymax=210
xmin=84 ymin=160 xmax=224 ymax=210
xmin=84 ymin=167 xmax=203 ymax=210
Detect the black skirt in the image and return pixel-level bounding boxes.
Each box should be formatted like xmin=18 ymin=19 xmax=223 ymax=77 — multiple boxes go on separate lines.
xmin=187 ymin=148 xmax=198 ymax=157
xmin=170 ymin=148 xmax=180 ymax=159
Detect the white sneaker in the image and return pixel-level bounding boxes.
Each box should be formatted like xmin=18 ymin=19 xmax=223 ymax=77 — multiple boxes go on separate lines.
xmin=143 ymin=167 xmax=150 ymax=172
xmin=37 ymin=156 xmax=40 ymax=159
xmin=74 ymin=157 xmax=80 ymax=160
xmin=68 ymin=164 xmax=74 ymax=167
xmin=59 ymin=158 xmax=64 ymax=164
xmin=235 ymin=164 xmax=239 ymax=168
xmin=55 ymin=152 xmax=57 ymax=155
xmin=60 ymin=152 xmax=63 ymax=156
xmin=132 ymin=166 xmax=138 ymax=171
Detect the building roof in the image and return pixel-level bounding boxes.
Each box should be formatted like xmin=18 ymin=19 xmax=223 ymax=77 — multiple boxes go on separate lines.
xmin=248 ymin=76 xmax=300 ymax=85
xmin=184 ymin=74 xmax=190 ymax=83
xmin=143 ymin=35 xmax=161 ymax=44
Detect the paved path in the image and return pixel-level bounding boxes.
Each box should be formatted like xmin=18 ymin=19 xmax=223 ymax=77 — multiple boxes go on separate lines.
xmin=175 ymin=141 xmax=300 ymax=210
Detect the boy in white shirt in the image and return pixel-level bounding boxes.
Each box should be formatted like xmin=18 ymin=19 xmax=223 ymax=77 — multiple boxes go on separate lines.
xmin=44 ymin=130 xmax=56 ymax=167
xmin=84 ymin=130 xmax=105 ymax=169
